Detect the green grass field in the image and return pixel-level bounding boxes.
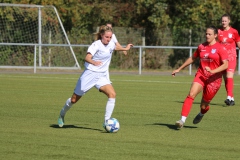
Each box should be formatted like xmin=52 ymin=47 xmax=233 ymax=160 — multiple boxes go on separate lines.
xmin=0 ymin=73 xmax=240 ymax=160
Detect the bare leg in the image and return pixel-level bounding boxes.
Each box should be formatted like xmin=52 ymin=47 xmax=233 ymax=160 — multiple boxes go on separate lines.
xmin=176 ymin=82 xmax=202 ymax=129
xmin=100 ymin=84 xmax=116 ymax=122
xmin=58 ymin=93 xmax=82 ymax=127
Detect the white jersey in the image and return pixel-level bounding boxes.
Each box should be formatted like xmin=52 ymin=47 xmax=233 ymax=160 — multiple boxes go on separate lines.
xmin=84 ymin=40 xmax=115 ymax=72
xmin=111 ymin=34 xmax=118 ymax=44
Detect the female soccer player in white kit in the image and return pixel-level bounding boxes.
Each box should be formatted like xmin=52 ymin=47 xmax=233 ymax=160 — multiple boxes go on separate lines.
xmin=58 ymin=25 xmax=133 ymax=127
xmin=106 ymin=22 xmax=127 ymax=55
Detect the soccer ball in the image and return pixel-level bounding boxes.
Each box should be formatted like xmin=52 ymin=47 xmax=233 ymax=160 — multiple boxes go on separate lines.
xmin=104 ymin=118 xmax=120 ymax=133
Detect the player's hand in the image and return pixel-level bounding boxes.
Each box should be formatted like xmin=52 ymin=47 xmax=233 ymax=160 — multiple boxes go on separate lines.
xmin=93 ymin=61 xmax=103 ymax=66
xmin=126 ymin=44 xmax=134 ymax=50
xmin=205 ymin=66 xmax=212 ymax=73
xmin=171 ymin=69 xmax=179 ymax=77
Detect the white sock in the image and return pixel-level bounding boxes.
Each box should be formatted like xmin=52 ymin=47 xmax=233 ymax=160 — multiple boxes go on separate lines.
xmin=181 ymin=116 xmax=187 ymax=123
xmin=104 ymin=98 xmax=116 ymax=122
xmin=60 ymin=98 xmax=73 ymax=117
xmin=227 ymin=96 xmax=231 ymax=100
xmin=231 ymin=97 xmax=234 ymax=101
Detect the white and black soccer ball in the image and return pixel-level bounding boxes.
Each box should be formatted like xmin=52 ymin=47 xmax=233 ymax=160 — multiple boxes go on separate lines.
xmin=104 ymin=118 xmax=120 ymax=133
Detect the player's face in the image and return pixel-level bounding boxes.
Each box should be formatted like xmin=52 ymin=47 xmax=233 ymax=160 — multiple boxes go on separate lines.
xmin=205 ymin=28 xmax=216 ymax=44
xmin=221 ymin=17 xmax=230 ymax=28
xmin=101 ymin=31 xmax=112 ymax=45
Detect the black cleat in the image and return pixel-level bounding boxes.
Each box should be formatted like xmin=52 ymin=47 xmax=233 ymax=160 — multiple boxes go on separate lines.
xmin=229 ymin=100 xmax=235 ymax=106
xmin=224 ymin=99 xmax=231 ymax=106
xmin=193 ymin=113 xmax=204 ymax=124
xmin=225 ymin=99 xmax=235 ymax=106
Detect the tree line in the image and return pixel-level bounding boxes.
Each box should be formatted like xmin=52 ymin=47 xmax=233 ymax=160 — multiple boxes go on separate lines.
xmin=1 ymin=0 xmax=240 ymax=69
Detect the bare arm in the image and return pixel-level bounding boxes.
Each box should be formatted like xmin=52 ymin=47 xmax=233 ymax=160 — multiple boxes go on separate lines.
xmin=115 ymin=43 xmax=133 ymax=51
xmin=237 ymin=41 xmax=240 ymax=49
xmin=115 ymin=42 xmax=128 ymax=55
xmin=172 ymin=56 xmax=196 ymax=76
xmin=85 ymin=53 xmax=102 ymax=66
xmin=205 ymin=60 xmax=228 ymax=74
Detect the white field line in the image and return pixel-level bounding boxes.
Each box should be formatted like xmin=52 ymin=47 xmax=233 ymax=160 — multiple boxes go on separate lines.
xmin=0 ymin=74 xmax=240 ymax=85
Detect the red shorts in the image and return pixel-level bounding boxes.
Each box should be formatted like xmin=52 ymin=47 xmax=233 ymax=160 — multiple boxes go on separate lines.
xmin=193 ymin=72 xmax=222 ymax=102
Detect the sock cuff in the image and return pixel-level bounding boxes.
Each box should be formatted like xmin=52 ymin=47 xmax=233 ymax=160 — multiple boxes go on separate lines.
xmin=108 ymin=98 xmax=116 ymax=102
xmin=201 ymin=106 xmax=210 ymax=114
xmin=66 ymin=98 xmax=73 ymax=107
xmin=187 ymin=95 xmax=194 ymax=100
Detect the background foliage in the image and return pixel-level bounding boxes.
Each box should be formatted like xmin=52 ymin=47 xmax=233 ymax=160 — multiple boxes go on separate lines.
xmin=1 ymin=0 xmax=240 ymax=69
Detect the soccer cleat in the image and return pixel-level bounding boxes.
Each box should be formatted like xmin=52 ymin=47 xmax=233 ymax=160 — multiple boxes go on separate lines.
xmin=58 ymin=115 xmax=64 ymax=127
xmin=102 ymin=122 xmax=106 ymax=129
xmin=193 ymin=113 xmax=204 ymax=124
xmin=175 ymin=120 xmax=184 ymax=129
xmin=224 ymin=99 xmax=231 ymax=105
xmin=225 ymin=99 xmax=235 ymax=106
xmin=102 ymin=120 xmax=107 ymax=129
xmin=229 ymin=100 xmax=235 ymax=106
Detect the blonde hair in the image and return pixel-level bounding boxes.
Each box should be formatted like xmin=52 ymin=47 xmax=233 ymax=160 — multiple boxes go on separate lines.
xmin=94 ymin=25 xmax=113 ymax=40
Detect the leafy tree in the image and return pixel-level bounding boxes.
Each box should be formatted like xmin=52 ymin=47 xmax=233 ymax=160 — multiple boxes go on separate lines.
xmin=167 ymin=0 xmax=226 ymax=68
xmin=134 ymin=0 xmax=171 ymax=45
xmin=1 ymin=0 xmax=240 ymax=69
xmin=230 ymin=0 xmax=240 ymax=32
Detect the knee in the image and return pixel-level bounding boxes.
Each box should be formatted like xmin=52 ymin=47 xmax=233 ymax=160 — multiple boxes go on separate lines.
xmin=108 ymin=91 xmax=116 ymax=98
xmin=188 ymin=92 xmax=196 ymax=99
xmin=71 ymin=95 xmax=81 ymax=104
xmin=71 ymin=98 xmax=77 ymax=104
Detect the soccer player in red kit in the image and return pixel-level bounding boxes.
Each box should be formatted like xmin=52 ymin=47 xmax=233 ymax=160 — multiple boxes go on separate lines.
xmin=172 ymin=26 xmax=228 ymax=129
xmin=218 ymin=14 xmax=240 ymax=106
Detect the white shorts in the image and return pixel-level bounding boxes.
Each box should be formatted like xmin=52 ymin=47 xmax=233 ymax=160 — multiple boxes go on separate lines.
xmin=74 ymin=69 xmax=111 ymax=96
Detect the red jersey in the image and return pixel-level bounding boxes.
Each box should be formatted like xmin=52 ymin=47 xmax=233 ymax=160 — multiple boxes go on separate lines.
xmin=218 ymin=27 xmax=240 ymax=59
xmin=193 ymin=42 xmax=228 ymax=78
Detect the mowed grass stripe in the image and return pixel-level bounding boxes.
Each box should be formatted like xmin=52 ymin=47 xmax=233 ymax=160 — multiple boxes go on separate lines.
xmin=2 ymin=73 xmax=240 ymax=85
xmin=0 ymin=74 xmax=240 ymax=160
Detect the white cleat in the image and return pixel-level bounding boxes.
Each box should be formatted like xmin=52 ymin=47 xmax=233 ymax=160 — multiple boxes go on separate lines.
xmin=58 ymin=115 xmax=64 ymax=127
xmin=175 ymin=120 xmax=184 ymax=129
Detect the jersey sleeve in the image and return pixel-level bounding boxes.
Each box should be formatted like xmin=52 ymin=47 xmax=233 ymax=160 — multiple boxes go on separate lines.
xmin=234 ymin=29 xmax=240 ymax=43
xmin=87 ymin=41 xmax=99 ymax=56
xmin=193 ymin=45 xmax=201 ymax=58
xmin=237 ymin=34 xmax=240 ymax=43
xmin=218 ymin=46 xmax=228 ymax=61
xmin=111 ymin=34 xmax=118 ymax=43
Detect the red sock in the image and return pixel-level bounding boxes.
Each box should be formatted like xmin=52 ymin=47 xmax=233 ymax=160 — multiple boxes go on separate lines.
xmin=181 ymin=96 xmax=194 ymax=117
xmin=224 ymin=78 xmax=228 ymax=92
xmin=201 ymin=106 xmax=210 ymax=114
xmin=226 ymin=78 xmax=234 ymax=97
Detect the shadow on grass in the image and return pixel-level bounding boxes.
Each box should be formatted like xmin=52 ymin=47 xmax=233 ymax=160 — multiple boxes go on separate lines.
xmin=50 ymin=124 xmax=104 ymax=132
xmin=174 ymin=101 xmax=225 ymax=107
xmin=152 ymin=123 xmax=198 ymax=130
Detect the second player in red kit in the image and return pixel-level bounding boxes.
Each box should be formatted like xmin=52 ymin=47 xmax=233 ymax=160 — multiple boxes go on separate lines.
xmin=218 ymin=14 xmax=240 ymax=106
xmin=172 ymin=26 xmax=228 ymax=129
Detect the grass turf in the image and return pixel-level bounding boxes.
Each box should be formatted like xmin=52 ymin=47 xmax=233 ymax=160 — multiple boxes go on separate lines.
xmin=0 ymin=73 xmax=240 ymax=160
